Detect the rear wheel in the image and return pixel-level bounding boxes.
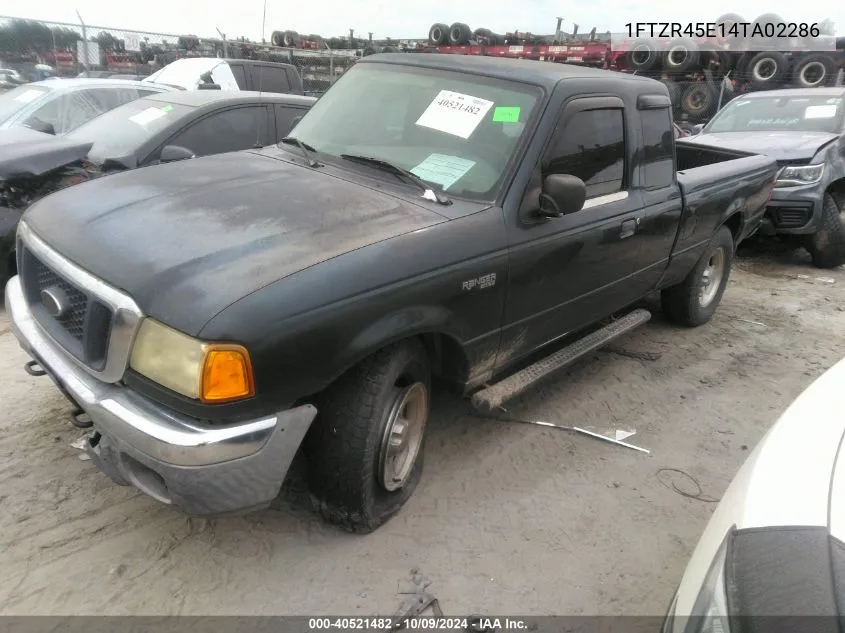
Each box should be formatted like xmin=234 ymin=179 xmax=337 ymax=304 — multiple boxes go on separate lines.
xmin=305 ymin=339 xmax=431 ymax=533
xmin=662 ymin=226 xmax=734 ymax=327
xmin=805 ymin=193 xmax=845 ymax=269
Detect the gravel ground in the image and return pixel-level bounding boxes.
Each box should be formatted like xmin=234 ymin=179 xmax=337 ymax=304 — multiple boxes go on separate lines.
xmin=1 ymin=243 xmax=844 ymax=617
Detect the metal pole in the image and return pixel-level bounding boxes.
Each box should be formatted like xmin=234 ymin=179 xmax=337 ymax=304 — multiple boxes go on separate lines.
xmin=325 ymin=41 xmax=333 ymax=85
xmin=76 ymin=10 xmax=89 ymax=70
xmin=718 ymin=71 xmax=731 ymax=111
xmin=261 ymin=0 xmax=267 ymax=44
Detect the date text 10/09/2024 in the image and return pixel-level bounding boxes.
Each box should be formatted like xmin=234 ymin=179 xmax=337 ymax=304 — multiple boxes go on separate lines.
xmin=307 ymin=617 xmax=530 ymax=631
xmin=625 ymin=22 xmax=821 ymax=39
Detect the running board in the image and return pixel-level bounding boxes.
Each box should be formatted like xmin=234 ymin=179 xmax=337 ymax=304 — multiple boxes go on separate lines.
xmin=470 ymin=309 xmax=652 ymax=412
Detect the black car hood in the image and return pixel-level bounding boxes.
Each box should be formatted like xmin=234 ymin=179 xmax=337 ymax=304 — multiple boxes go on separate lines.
xmin=685 ymin=131 xmax=839 ymax=162
xmin=23 ymin=150 xmax=449 ymax=335
xmin=0 ymin=127 xmax=92 ymax=179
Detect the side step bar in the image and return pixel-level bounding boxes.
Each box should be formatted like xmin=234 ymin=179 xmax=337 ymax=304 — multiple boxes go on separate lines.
xmin=471 ymin=309 xmax=652 ymax=412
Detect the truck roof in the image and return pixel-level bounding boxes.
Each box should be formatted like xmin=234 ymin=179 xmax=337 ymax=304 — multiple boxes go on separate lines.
xmin=141 ymin=90 xmax=315 ymax=108
xmin=359 ymin=52 xmax=661 ymax=90
xmin=221 ymin=58 xmax=296 ymax=68
xmin=736 ymin=87 xmax=845 ymax=99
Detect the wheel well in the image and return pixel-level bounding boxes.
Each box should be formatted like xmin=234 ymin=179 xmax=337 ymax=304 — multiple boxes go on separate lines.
xmin=828 ymin=177 xmax=845 ymax=210
xmin=420 ymin=332 xmax=470 ymax=384
xmin=723 ymin=212 xmax=742 ymax=248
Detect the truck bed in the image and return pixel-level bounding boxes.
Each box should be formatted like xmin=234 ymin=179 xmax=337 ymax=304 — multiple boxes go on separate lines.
xmin=660 ymin=142 xmax=779 ymax=289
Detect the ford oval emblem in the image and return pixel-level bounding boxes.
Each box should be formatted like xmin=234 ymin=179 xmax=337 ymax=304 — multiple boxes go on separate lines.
xmin=40 ymin=287 xmax=69 ymax=319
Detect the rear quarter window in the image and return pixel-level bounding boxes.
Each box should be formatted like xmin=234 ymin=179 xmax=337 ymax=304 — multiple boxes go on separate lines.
xmin=254 ymin=66 xmax=290 ymax=93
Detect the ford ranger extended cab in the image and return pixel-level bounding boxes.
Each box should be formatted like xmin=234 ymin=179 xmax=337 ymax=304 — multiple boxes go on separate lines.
xmin=6 ymin=54 xmax=778 ymax=533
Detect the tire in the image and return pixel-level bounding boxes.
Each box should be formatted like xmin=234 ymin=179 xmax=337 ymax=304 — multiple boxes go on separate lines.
xmin=734 ymin=53 xmax=751 ymax=81
xmin=283 ymin=30 xmax=300 ymax=47
xmin=473 ymin=27 xmax=492 ymax=42
xmin=662 ymin=38 xmax=700 ymax=73
xmin=305 ymin=339 xmax=431 ymax=533
xmin=381 ymin=45 xmax=398 ymax=53
xmin=750 ymin=13 xmax=785 ymax=49
xmin=449 ymin=22 xmax=472 ymax=46
xmin=428 ymin=23 xmax=449 ymax=45
xmin=747 ymin=51 xmax=788 ymax=88
xmin=625 ymin=39 xmax=659 ymax=72
xmin=715 ymin=13 xmax=745 ymax=47
xmin=270 ymin=31 xmax=284 ymax=47
xmin=363 ymin=46 xmax=376 ymax=57
xmin=805 ymin=193 xmax=845 ymax=269
xmin=681 ymin=82 xmax=718 ymax=119
xmin=791 ymin=54 xmax=836 ymax=88
xmin=661 ymin=225 xmax=734 ymax=327
xmin=661 ymin=79 xmax=682 ymax=107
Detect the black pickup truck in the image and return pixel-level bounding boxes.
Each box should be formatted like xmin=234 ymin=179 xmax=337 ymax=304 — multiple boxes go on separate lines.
xmin=6 ymin=54 xmax=778 ymax=533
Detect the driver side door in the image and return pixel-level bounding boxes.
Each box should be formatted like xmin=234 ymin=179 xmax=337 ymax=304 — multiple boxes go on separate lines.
xmin=498 ymin=96 xmax=648 ymax=368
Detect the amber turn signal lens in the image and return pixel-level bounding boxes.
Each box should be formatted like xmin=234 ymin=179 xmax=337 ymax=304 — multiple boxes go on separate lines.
xmin=201 ymin=345 xmax=255 ymax=403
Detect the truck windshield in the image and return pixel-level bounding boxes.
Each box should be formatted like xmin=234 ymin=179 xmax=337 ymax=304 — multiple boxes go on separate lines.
xmin=0 ymin=85 xmax=50 ymax=125
xmin=67 ymin=98 xmax=191 ymax=164
xmin=288 ymin=62 xmax=543 ymax=200
xmin=707 ymin=95 xmax=845 ymax=134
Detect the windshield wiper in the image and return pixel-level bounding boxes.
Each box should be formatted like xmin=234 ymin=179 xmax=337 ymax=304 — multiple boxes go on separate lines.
xmin=340 ymin=154 xmax=452 ymax=205
xmin=280 ymin=136 xmax=321 ymax=167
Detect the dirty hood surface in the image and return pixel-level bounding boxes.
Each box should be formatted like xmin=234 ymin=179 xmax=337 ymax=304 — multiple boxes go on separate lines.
xmin=23 ymin=150 xmax=448 ymax=334
xmin=686 ymin=131 xmax=839 ymax=162
xmin=0 ymin=127 xmax=92 ymax=179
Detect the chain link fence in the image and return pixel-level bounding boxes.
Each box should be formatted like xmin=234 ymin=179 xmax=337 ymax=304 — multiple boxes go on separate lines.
xmin=2 ymin=15 xmax=844 ymax=120
xmin=0 ymin=16 xmax=368 ymax=94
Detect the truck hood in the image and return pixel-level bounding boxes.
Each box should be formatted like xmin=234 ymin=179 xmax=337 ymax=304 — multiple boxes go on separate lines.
xmin=0 ymin=127 xmax=92 ymax=179
xmin=685 ymin=131 xmax=838 ymax=162
xmin=672 ymin=355 xmax=845 ymax=617
xmin=23 ymin=150 xmax=448 ymax=335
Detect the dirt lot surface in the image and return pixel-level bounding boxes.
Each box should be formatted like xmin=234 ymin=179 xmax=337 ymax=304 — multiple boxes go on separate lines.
xmin=1 ymin=243 xmax=844 ymax=617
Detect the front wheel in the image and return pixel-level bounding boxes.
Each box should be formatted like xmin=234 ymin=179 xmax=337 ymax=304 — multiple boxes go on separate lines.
xmin=805 ymin=193 xmax=845 ymax=269
xmin=305 ymin=339 xmax=431 ymax=533
xmin=661 ymin=225 xmax=734 ymax=327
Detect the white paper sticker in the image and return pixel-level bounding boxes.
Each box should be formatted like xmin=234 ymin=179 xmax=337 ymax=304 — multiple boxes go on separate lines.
xmin=415 ymin=90 xmax=494 ymax=140
xmin=805 ymin=105 xmax=838 ymax=119
xmin=129 ymin=107 xmax=168 ymax=126
xmin=14 ymin=89 xmax=41 ymax=104
xmin=411 ymin=154 xmax=476 ymax=190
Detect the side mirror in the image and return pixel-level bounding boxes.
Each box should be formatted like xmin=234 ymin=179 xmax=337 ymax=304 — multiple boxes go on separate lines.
xmin=24 ymin=118 xmax=55 ymax=135
xmin=538 ymin=174 xmax=586 ymax=218
xmin=691 ymin=123 xmax=705 ymax=135
xmin=159 ymin=145 xmax=195 ymax=163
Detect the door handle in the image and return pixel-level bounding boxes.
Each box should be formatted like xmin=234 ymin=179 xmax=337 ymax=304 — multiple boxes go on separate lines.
xmin=620 ymin=218 xmax=639 ymax=239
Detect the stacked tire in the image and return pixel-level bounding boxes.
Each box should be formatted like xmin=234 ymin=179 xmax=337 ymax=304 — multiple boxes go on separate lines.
xmin=428 ymin=22 xmax=506 ymax=46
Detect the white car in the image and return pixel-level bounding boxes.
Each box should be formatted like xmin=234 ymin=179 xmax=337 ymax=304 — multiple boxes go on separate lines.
xmin=665 ymin=355 xmax=845 ymax=629
xmin=0 ymin=78 xmax=174 ymax=135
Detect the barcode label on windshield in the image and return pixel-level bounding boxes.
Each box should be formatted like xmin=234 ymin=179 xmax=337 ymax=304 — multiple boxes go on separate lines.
xmin=415 ymin=90 xmax=494 ymax=139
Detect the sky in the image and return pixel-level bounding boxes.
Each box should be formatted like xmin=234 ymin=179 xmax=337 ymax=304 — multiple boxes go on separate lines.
xmin=1 ymin=0 xmax=843 ymax=43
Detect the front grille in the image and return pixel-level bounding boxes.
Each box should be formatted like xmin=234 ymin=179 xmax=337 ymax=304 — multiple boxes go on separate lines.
xmin=20 ymin=247 xmax=113 ymax=370
xmin=31 ymin=256 xmax=88 ymax=341
xmin=768 ymin=205 xmax=812 ymax=229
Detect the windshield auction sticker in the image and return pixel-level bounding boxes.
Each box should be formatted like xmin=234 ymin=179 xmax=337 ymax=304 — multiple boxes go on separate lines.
xmin=416 ymin=90 xmax=494 ymax=139
xmin=805 ymin=105 xmax=838 ymax=119
xmin=411 ymin=153 xmax=476 ymax=189
xmin=128 ymin=107 xmax=169 ymax=126
xmin=14 ymin=90 xmax=41 ymax=104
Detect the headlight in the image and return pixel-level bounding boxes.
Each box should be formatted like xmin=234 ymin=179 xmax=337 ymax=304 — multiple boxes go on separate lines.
xmin=776 ymin=163 xmax=825 ymax=187
xmin=129 ymin=318 xmax=254 ymax=403
xmin=668 ymin=531 xmax=732 ymax=633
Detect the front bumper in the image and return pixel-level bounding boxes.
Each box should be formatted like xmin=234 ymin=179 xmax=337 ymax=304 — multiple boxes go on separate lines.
xmin=760 ymin=183 xmax=824 ymax=236
xmin=6 ymin=275 xmax=317 ymax=515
